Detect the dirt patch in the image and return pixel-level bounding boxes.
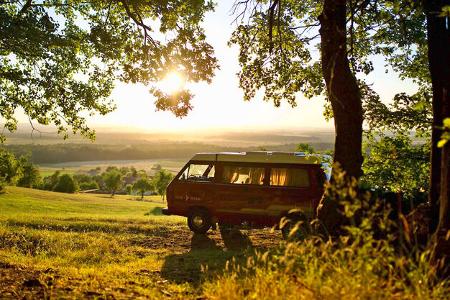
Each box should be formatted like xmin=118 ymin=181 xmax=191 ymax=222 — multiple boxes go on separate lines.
xmin=0 ymin=264 xmax=46 ymax=299
xmin=129 ymin=226 xmax=282 ymax=253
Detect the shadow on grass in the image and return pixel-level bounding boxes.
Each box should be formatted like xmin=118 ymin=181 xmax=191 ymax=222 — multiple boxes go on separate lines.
xmin=160 ymin=229 xmax=254 ymax=285
xmin=144 ymin=207 xmax=163 ymax=216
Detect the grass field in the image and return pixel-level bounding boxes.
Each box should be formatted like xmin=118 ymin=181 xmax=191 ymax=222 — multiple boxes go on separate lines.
xmin=1 ymin=187 xmax=449 ymax=299
xmin=38 ymin=158 xmax=186 ymax=177
xmin=0 ymin=187 xmax=281 ymax=299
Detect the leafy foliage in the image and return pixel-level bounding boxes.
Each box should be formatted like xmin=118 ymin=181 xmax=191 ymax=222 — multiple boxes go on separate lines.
xmin=103 ymin=169 xmax=122 ymax=196
xmin=437 ymin=118 xmax=450 ymax=148
xmin=42 ymin=170 xmax=61 ymax=191
xmin=0 ymin=0 xmax=218 ymax=141
xmin=364 ymin=85 xmax=433 ymax=137
xmin=79 ymin=181 xmax=99 ymax=191
xmin=153 ymin=169 xmax=173 ymax=200
xmin=53 ymin=174 xmax=78 ymax=193
xmin=0 ymin=176 xmax=5 ymax=194
xmin=229 ymin=1 xmax=323 ymax=106
xmin=230 ymin=1 xmax=428 ymax=109
xmin=133 ymin=177 xmax=154 ymax=199
xmin=296 ymin=143 xmax=315 ymax=154
xmin=0 ymin=148 xmax=21 ymax=184
xmin=16 ymin=157 xmax=41 ymax=188
xmin=362 ymin=134 xmax=430 ymax=200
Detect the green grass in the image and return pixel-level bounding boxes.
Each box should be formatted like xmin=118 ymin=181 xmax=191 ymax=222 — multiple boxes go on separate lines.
xmin=0 ymin=187 xmax=264 ymax=298
xmin=0 ymin=187 xmax=448 ymax=299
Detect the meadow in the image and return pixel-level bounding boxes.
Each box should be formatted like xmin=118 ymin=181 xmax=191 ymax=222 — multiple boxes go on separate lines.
xmin=0 ymin=187 xmax=280 ymax=299
xmin=38 ymin=158 xmax=186 ymax=177
xmin=0 ymin=187 xmax=448 ymax=299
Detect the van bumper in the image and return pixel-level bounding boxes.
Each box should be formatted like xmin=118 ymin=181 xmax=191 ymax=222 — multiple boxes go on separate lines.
xmin=162 ymin=208 xmax=171 ymax=215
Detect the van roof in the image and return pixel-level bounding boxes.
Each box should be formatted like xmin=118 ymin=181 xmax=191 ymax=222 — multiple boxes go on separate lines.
xmin=190 ymin=151 xmax=323 ymax=164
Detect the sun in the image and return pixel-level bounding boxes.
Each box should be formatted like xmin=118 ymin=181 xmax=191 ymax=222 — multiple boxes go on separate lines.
xmin=159 ymin=71 xmax=185 ymax=95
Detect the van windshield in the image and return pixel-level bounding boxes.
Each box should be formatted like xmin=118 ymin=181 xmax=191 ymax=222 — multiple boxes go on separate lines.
xmin=180 ymin=163 xmax=215 ymax=182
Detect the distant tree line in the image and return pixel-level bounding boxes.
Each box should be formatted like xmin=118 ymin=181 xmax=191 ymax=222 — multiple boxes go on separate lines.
xmin=2 ymin=142 xmax=334 ymax=164
xmin=0 ymin=149 xmax=173 ymax=198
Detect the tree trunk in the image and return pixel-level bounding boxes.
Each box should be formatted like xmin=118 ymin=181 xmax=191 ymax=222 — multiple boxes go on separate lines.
xmin=425 ymin=0 xmax=449 ymax=233
xmin=319 ymin=0 xmax=363 ymax=179
xmin=424 ymin=0 xmax=450 ymax=264
xmin=316 ymin=0 xmax=363 ymax=234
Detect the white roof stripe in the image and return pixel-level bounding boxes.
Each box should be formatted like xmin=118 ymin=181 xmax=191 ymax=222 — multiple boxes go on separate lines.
xmin=190 ymin=151 xmax=322 ymax=164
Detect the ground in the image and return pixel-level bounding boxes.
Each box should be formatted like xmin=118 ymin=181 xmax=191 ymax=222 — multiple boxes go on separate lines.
xmin=0 ymin=187 xmax=281 ymax=299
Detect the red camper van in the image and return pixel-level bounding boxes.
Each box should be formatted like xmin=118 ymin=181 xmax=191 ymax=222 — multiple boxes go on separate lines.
xmin=162 ymin=152 xmax=327 ymax=236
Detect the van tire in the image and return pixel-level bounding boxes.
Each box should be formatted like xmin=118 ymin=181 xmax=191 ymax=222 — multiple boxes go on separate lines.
xmin=187 ymin=209 xmax=212 ymax=234
xmin=281 ymin=214 xmax=310 ymax=241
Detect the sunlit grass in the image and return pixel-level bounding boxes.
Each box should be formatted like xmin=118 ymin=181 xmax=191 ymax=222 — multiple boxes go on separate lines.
xmin=0 ymin=187 xmax=448 ymax=299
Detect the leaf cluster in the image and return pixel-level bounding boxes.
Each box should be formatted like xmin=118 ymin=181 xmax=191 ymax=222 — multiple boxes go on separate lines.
xmin=0 ymin=0 xmax=218 ymax=140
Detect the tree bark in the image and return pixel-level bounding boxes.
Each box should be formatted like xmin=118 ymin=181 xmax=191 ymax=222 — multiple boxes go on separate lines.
xmin=316 ymin=0 xmax=363 ymax=234
xmin=425 ymin=0 xmax=448 ymax=232
xmin=319 ymin=0 xmax=363 ymax=180
xmin=424 ymin=0 xmax=450 ymax=264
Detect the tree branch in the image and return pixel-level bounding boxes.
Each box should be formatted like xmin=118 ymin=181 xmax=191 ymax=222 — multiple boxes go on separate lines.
xmin=268 ymin=0 xmax=279 ymax=53
xmin=19 ymin=0 xmax=32 ymax=15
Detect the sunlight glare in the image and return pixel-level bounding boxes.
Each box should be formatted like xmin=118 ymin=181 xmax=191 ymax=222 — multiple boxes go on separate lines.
xmin=160 ymin=71 xmax=185 ymax=95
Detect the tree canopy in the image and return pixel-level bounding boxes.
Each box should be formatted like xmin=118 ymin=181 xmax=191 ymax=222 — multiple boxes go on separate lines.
xmin=0 ymin=0 xmax=218 ymax=141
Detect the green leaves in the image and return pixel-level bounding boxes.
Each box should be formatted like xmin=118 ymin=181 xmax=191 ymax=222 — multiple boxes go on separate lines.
xmin=0 ymin=0 xmax=218 ymax=141
xmin=437 ymin=118 xmax=450 ymax=148
xmin=362 ymin=133 xmax=430 ymax=198
xmin=229 ymin=1 xmax=324 ymax=107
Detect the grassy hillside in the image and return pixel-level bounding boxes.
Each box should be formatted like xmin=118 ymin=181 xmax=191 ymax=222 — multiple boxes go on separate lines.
xmin=1 ymin=187 xmax=448 ymax=299
xmin=0 ymin=187 xmax=279 ymax=299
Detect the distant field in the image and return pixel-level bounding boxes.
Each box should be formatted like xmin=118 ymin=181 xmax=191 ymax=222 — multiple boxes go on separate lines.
xmin=0 ymin=187 xmax=281 ymax=298
xmin=38 ymin=158 xmax=186 ymax=176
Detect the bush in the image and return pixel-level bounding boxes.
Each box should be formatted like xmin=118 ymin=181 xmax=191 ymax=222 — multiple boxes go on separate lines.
xmin=41 ymin=171 xmax=61 ymax=191
xmin=79 ymin=181 xmax=99 ymax=191
xmin=17 ymin=159 xmax=41 ymax=188
xmin=0 ymin=149 xmax=21 ymax=184
xmin=0 ymin=176 xmax=6 ymax=194
xmin=53 ymin=174 xmax=78 ymax=193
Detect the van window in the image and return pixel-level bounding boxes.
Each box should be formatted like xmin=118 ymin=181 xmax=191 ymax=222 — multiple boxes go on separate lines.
xmin=270 ymin=168 xmax=310 ymax=187
xmin=180 ymin=163 xmax=215 ymax=182
xmin=221 ymin=166 xmax=265 ymax=185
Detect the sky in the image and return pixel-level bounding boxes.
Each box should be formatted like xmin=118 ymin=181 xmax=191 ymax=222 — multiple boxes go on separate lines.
xmin=18 ymin=1 xmax=419 ymax=134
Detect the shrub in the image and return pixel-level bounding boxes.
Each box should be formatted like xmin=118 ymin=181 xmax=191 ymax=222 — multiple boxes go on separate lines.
xmin=0 ymin=176 xmax=6 ymax=194
xmin=53 ymin=174 xmax=78 ymax=193
xmin=41 ymin=171 xmax=61 ymax=191
xmin=79 ymin=181 xmax=99 ymax=191
xmin=17 ymin=159 xmax=41 ymax=188
xmin=0 ymin=149 xmax=21 ymax=184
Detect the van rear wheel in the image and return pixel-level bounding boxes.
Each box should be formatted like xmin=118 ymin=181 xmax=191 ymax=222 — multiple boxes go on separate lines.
xmin=187 ymin=209 xmax=212 ymax=234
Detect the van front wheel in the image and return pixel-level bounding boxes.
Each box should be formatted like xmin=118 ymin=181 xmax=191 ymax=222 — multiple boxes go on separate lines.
xmin=187 ymin=209 xmax=212 ymax=234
